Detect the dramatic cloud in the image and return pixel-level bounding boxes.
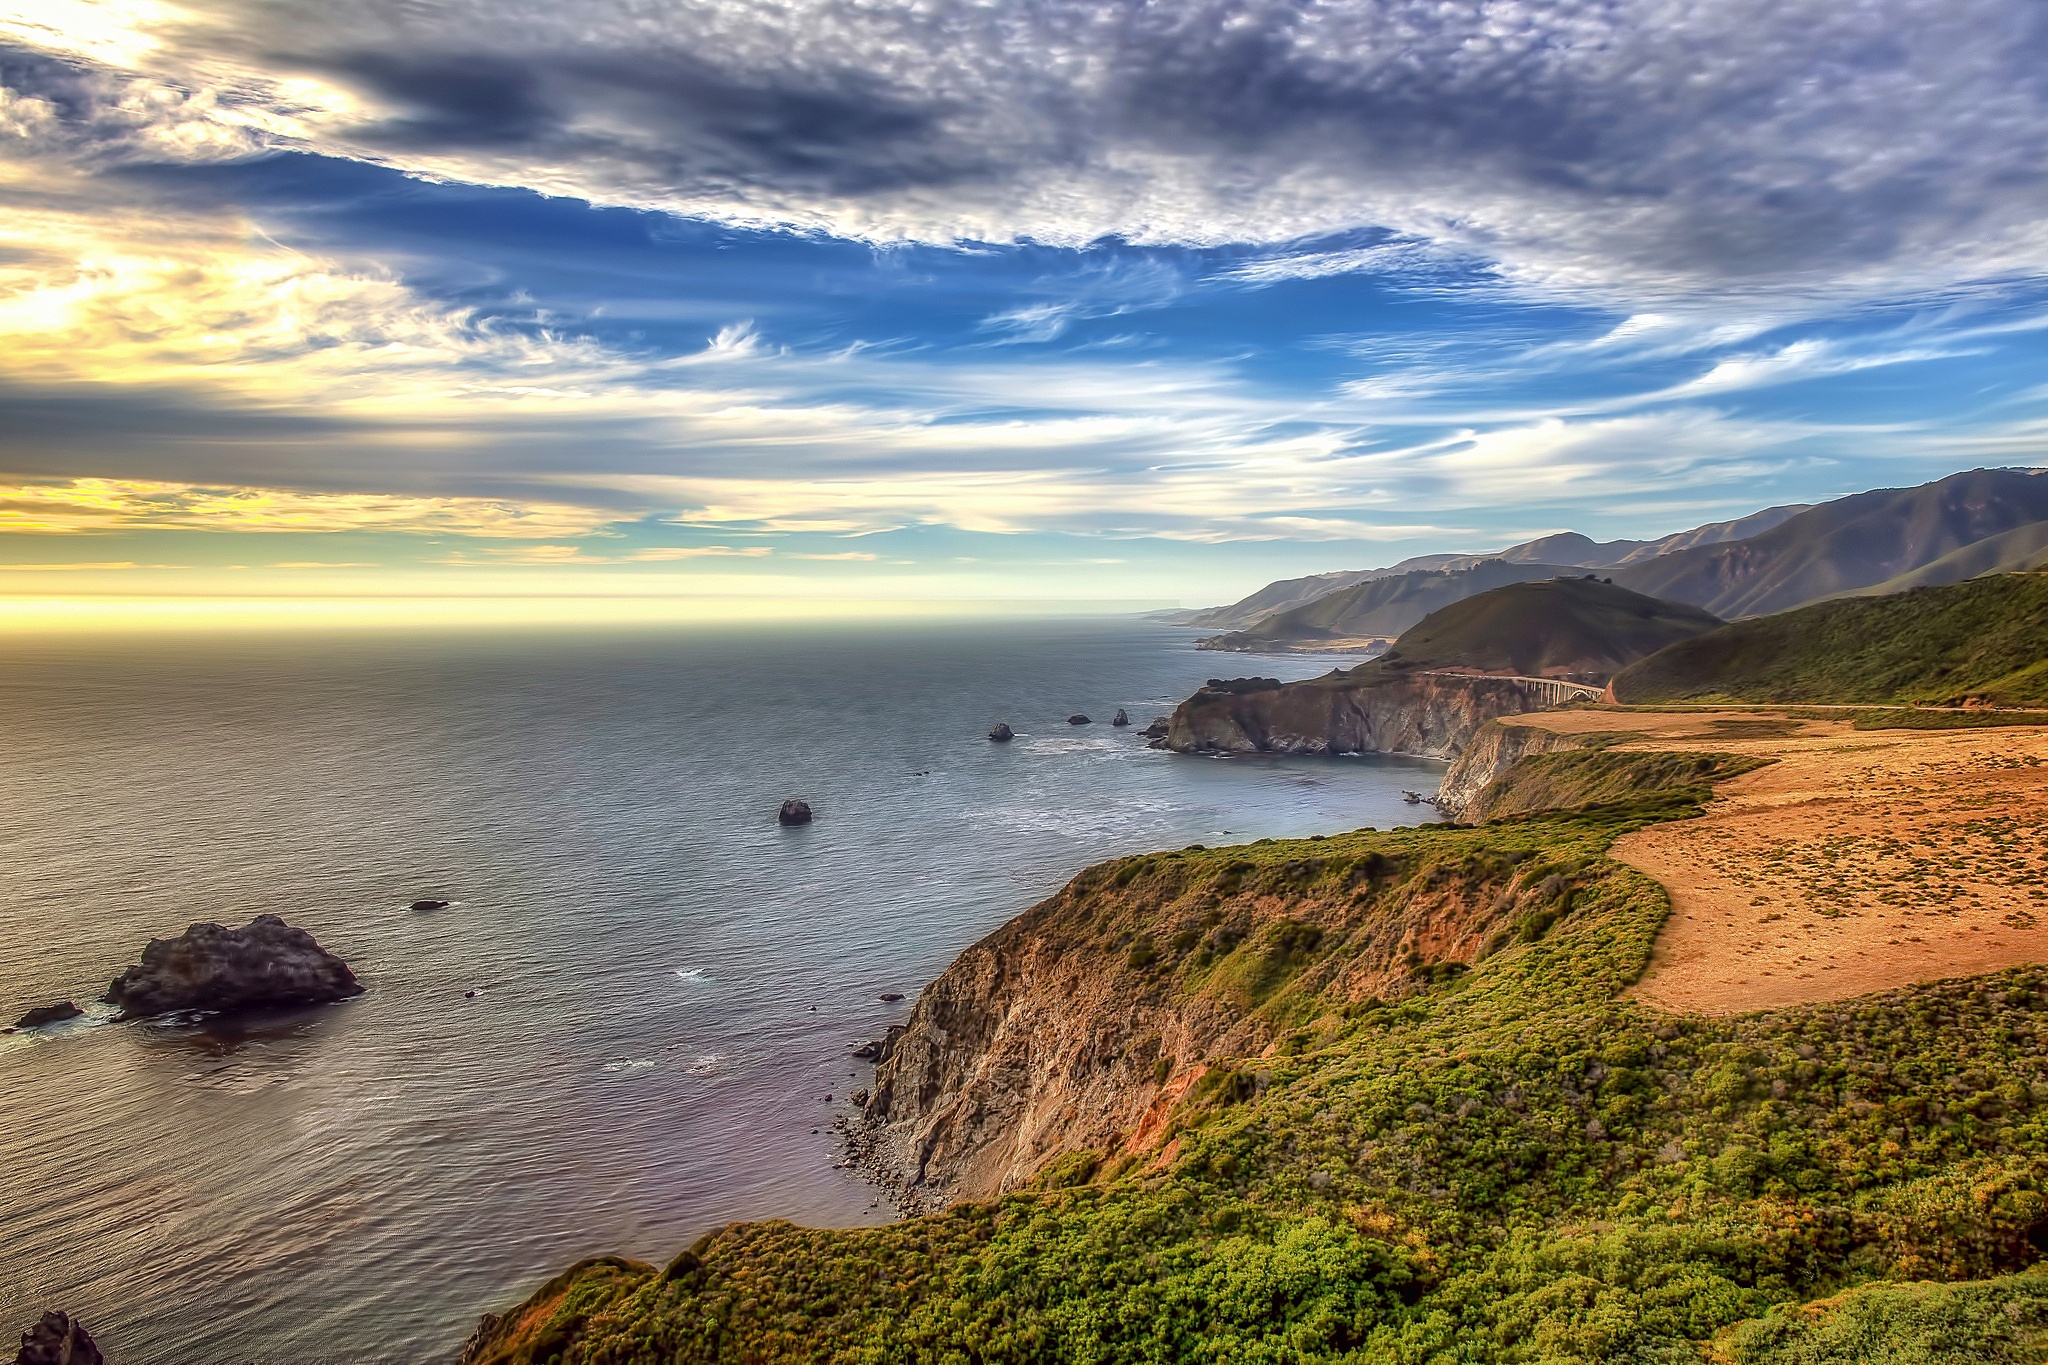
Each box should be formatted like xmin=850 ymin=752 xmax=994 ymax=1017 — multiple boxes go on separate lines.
xmin=9 ymin=0 xmax=2048 ymax=297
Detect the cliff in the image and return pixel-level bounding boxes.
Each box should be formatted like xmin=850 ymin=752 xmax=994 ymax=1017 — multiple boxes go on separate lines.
xmin=1160 ymin=670 xmax=1579 ymax=759
xmin=1435 ymin=717 xmax=1587 ymax=813
xmin=862 ymin=831 xmax=1551 ymax=1204
xmin=459 ymin=779 xmax=2048 ymax=1365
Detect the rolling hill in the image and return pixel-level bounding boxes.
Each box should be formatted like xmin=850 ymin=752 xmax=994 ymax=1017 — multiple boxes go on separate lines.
xmin=1612 ymin=467 xmax=2048 ymax=617
xmin=1198 ymin=560 xmax=1578 ymax=650
xmin=1611 ymin=571 xmax=2048 ymax=706
xmin=1373 ymin=576 xmax=1725 ymax=681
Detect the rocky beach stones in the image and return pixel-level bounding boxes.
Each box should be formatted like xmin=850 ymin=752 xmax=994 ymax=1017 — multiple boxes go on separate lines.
xmin=105 ymin=914 xmax=364 ymax=1020
xmin=10 ymin=1002 xmax=82 ymax=1030
xmin=14 ymin=1310 xmax=103 ymax=1365
xmin=988 ymin=722 xmax=1013 ymax=742
xmin=777 ymin=798 xmax=814 ymax=825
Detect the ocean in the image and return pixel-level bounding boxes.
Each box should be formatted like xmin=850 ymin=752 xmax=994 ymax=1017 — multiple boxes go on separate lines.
xmin=0 ymin=617 xmax=1444 ymax=1364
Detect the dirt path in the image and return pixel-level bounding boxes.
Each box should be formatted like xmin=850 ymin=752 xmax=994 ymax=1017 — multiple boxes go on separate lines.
xmin=1503 ymin=711 xmax=2048 ymax=1013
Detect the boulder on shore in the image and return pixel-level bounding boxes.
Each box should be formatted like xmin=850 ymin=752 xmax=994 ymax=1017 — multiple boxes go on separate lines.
xmin=988 ymin=723 xmax=1013 ymax=742
xmin=11 ymin=1002 xmax=82 ymax=1030
xmin=1111 ymin=709 xmax=1130 ymax=727
xmin=105 ymin=915 xmax=363 ymax=1021
xmin=14 ymin=1310 xmax=103 ymax=1365
xmin=1067 ymin=714 xmax=1091 ymax=725
xmin=778 ymin=799 xmax=814 ymax=826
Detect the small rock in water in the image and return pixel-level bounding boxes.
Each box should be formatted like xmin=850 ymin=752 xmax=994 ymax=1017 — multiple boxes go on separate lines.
xmin=1067 ymin=714 xmax=1091 ymax=725
xmin=879 ymin=992 xmax=904 ymax=1002
xmin=410 ymin=899 xmax=451 ymax=912
xmin=777 ymin=798 xmax=814 ymax=826
xmin=12 ymin=1002 xmax=83 ymax=1030
xmin=14 ymin=1310 xmax=104 ymax=1365
xmin=1139 ymin=716 xmax=1170 ymax=738
xmin=988 ymin=722 xmax=1014 ymax=742
xmin=464 ymin=990 xmax=477 ymax=999
xmin=1111 ymin=709 xmax=1130 ymax=726
xmin=106 ymin=915 xmax=363 ymax=1021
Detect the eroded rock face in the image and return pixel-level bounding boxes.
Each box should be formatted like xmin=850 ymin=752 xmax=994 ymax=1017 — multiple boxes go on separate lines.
xmin=862 ymin=841 xmax=1532 ymax=1207
xmin=863 ymin=897 xmax=1254 ymax=1207
xmin=1161 ymin=671 xmax=1569 ymax=760
xmin=1437 ymin=719 xmax=1588 ymax=818
xmin=106 ymin=915 xmax=363 ymax=1020
xmin=14 ymin=1310 xmax=103 ymax=1365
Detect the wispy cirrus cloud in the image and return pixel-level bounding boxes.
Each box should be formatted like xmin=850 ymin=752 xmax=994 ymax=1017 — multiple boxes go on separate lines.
xmin=0 ymin=477 xmax=619 ymax=536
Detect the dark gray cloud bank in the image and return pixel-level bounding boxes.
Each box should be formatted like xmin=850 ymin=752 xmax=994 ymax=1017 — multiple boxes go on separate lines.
xmin=16 ymin=0 xmax=2048 ymax=299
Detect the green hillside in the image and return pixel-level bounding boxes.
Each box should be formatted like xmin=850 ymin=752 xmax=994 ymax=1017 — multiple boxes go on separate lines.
xmin=1375 ymin=576 xmax=1723 ymax=681
xmin=1613 ymin=467 xmax=2048 ymax=618
xmin=466 ymin=787 xmax=2048 ymax=1365
xmin=1612 ymin=571 xmax=2048 ymax=705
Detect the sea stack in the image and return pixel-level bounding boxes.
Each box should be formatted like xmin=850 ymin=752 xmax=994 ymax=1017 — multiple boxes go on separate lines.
xmin=988 ymin=723 xmax=1013 ymax=742
xmin=1111 ymin=709 xmax=1129 ymax=727
xmin=778 ymin=798 xmax=814 ymax=826
xmin=13 ymin=1310 xmax=103 ymax=1365
xmin=1067 ymin=714 xmax=1091 ymax=725
xmin=105 ymin=915 xmax=364 ymax=1021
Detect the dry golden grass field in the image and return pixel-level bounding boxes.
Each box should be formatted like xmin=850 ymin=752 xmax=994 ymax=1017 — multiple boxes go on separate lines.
xmin=1495 ymin=708 xmax=2048 ymax=1013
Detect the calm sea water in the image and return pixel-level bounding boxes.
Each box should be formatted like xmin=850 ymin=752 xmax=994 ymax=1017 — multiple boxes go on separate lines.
xmin=0 ymin=618 xmax=1442 ymax=1364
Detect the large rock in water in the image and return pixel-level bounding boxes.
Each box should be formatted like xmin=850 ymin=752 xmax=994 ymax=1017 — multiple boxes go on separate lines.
xmin=106 ymin=915 xmax=363 ymax=1020
xmin=11 ymin=1002 xmax=82 ymax=1030
xmin=14 ymin=1311 xmax=103 ymax=1365
xmin=777 ymin=798 xmax=814 ymax=825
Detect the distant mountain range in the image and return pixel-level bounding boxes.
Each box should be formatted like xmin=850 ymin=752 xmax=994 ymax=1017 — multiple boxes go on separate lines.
xmin=1181 ymin=468 xmax=2048 ymax=652
xmin=1171 ymin=504 xmax=1807 ymax=634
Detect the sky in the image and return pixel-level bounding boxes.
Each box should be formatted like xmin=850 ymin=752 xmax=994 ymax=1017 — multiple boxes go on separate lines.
xmin=4 ymin=0 xmax=2048 ymax=623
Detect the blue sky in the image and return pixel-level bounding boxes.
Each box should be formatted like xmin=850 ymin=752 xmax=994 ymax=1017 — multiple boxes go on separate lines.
xmin=3 ymin=0 xmax=2048 ymax=616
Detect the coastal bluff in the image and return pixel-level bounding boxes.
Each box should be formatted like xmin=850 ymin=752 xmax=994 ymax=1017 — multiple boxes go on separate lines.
xmin=1159 ymin=670 xmax=1594 ymax=759
xmin=859 ymin=834 xmax=1541 ymax=1207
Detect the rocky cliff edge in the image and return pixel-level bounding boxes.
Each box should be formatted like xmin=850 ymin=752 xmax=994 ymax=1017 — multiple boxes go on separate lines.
xmin=860 ymin=830 xmax=1571 ymax=1206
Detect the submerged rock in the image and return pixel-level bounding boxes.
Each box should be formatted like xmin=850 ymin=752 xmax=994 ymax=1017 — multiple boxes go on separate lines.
xmin=879 ymin=992 xmax=905 ymax=1002
xmin=409 ymin=899 xmax=451 ymax=912
xmin=778 ymin=799 xmax=814 ymax=826
xmin=1067 ymin=714 xmax=1091 ymax=725
xmin=105 ymin=915 xmax=363 ymax=1021
xmin=14 ymin=1310 xmax=103 ymax=1365
xmin=1111 ymin=709 xmax=1130 ymax=727
xmin=988 ymin=722 xmax=1013 ymax=742
xmin=11 ymin=1002 xmax=82 ymax=1030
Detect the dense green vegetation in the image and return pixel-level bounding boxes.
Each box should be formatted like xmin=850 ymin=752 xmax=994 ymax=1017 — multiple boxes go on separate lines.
xmin=467 ymin=784 xmax=2048 ymax=1365
xmin=1373 ymin=577 xmax=1723 ymax=682
xmin=1612 ymin=572 xmax=2048 ymax=706
xmin=1461 ymin=748 xmax=1772 ymax=823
